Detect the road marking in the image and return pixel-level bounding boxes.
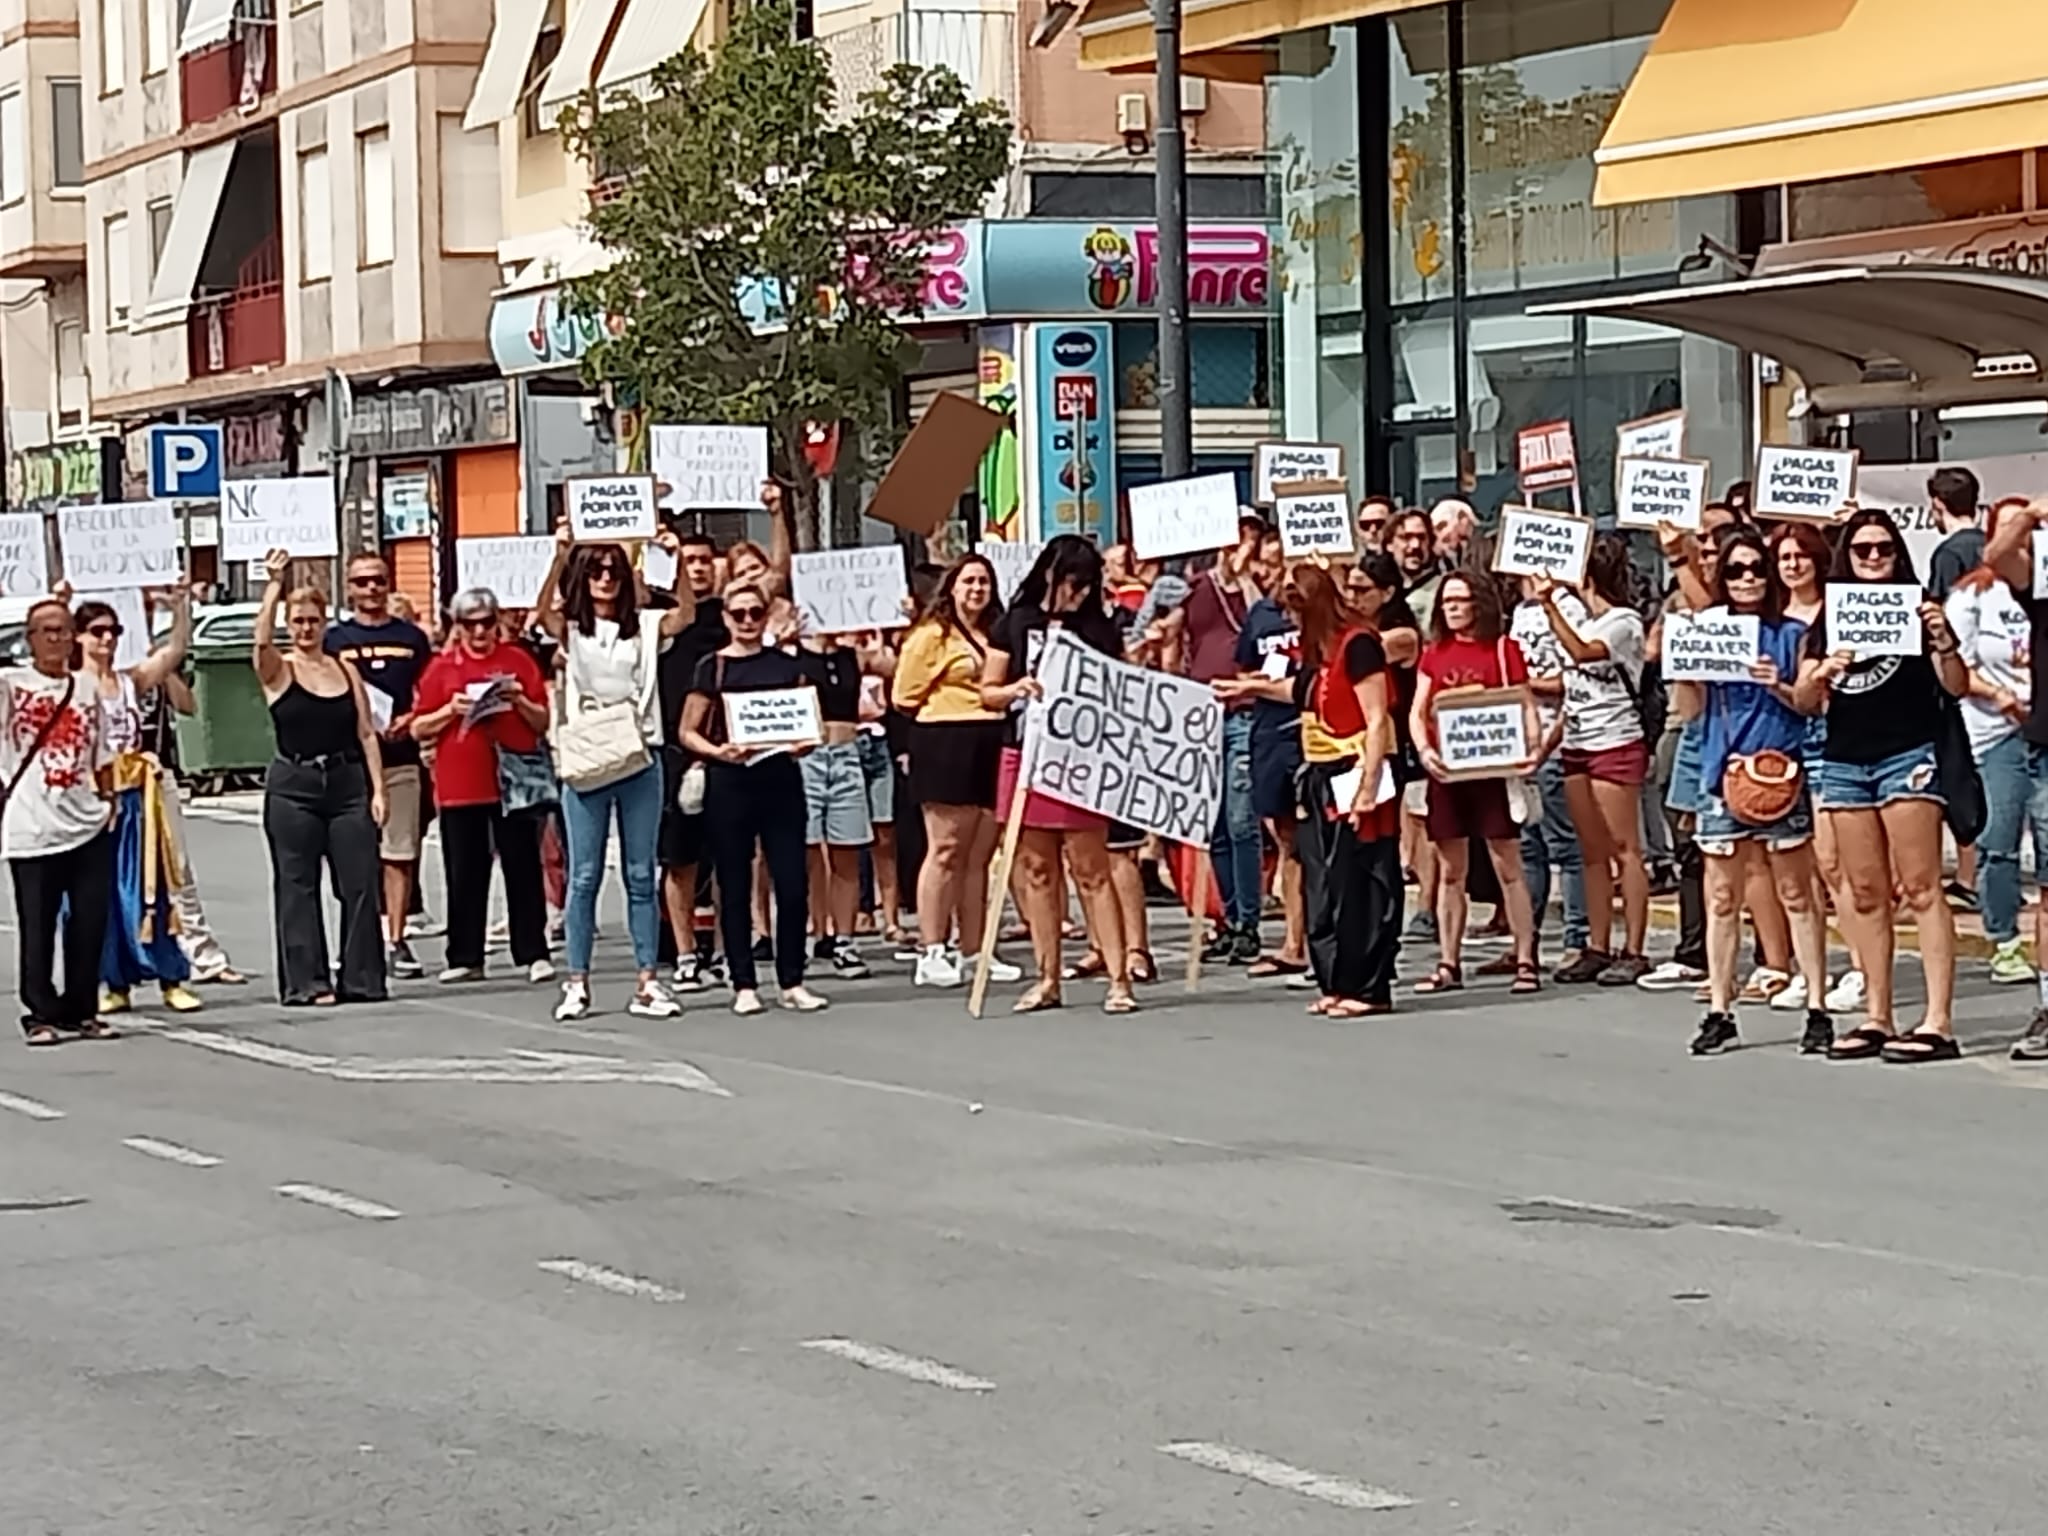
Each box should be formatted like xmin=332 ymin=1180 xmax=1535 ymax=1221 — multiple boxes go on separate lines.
xmin=274 ymin=1183 xmax=402 ymax=1221
xmin=799 ymin=1338 xmax=996 ymax=1393
xmin=1157 ymin=1442 xmax=1415 ymax=1511
xmin=536 ymin=1258 xmax=685 ymax=1301
xmin=0 ymin=1089 xmax=63 ymax=1121
xmin=0 ymin=1195 xmax=87 ymax=1211
xmin=122 ymin=1136 xmax=222 ymax=1168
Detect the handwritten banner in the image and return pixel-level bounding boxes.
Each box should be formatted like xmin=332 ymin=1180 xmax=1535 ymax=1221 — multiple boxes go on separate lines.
xmin=1826 ymin=582 xmax=1922 ymax=659
xmin=0 ymin=511 xmax=49 ymax=597
xmin=1253 ymin=441 xmax=1344 ymax=506
xmin=725 ymin=685 xmax=823 ymax=748
xmin=1492 ymin=506 xmax=1592 ymax=585
xmin=791 ymin=545 xmax=911 ymax=634
xmin=650 ymin=424 xmax=768 ymax=511
xmin=221 ymin=478 xmax=339 ymax=563
xmin=567 ymin=475 xmax=659 ymax=543
xmin=975 ymin=541 xmax=1042 ymax=604
xmin=1756 ymin=445 xmax=1858 ymax=522
xmin=455 ymin=535 xmax=557 ymax=606
xmin=1434 ymin=687 xmax=1533 ymax=781
xmin=1664 ymin=607 xmax=1761 ymax=682
xmin=1617 ymin=410 xmax=1686 ymax=462
xmin=1274 ymin=484 xmax=1355 ymax=558
xmin=1127 ymin=471 xmax=1241 ymax=561
xmin=1616 ymin=456 xmax=1710 ymax=531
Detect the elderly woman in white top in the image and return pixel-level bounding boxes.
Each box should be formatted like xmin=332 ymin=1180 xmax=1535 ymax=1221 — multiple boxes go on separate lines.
xmin=535 ymin=525 xmax=694 ymax=1021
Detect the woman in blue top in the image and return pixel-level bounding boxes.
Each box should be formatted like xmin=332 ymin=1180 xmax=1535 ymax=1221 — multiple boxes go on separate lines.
xmin=1673 ymin=526 xmax=1832 ymax=1059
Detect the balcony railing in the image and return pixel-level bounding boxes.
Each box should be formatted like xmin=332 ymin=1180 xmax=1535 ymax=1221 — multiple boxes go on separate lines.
xmin=181 ymin=4 xmax=277 ymax=128
xmin=189 ymin=234 xmax=284 ymax=378
xmin=817 ymin=4 xmax=1018 ymax=122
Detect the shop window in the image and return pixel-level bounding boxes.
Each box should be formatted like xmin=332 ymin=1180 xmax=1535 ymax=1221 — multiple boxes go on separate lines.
xmin=1028 ymin=172 xmax=1269 ymax=221
xmin=1112 ymin=321 xmax=1270 ymax=410
xmin=1787 ymin=153 xmax=2027 ymax=243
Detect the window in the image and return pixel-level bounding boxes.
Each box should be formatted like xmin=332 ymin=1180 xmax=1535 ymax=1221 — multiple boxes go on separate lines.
xmin=1027 ymin=172 xmax=1269 ymax=220
xmin=147 ymin=197 xmax=173 ymax=276
xmin=55 ymin=319 xmax=87 ymax=429
xmin=100 ymin=0 xmax=126 ymax=93
xmin=522 ymin=18 xmax=563 ymax=138
xmin=143 ymin=0 xmax=169 ymax=73
xmin=105 ymin=214 xmax=131 ymax=324
xmin=51 ymin=81 xmax=83 ymax=189
xmin=437 ymin=115 xmax=499 ymax=253
xmin=357 ymin=129 xmax=392 ymax=266
xmin=298 ymin=149 xmax=331 ymax=280
xmin=0 ymin=94 xmax=22 ymax=206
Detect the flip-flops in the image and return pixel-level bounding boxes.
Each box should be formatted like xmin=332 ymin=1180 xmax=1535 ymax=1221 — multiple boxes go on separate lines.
xmin=1881 ymin=1031 xmax=1962 ymax=1064
xmin=1828 ymin=1026 xmax=1893 ymax=1061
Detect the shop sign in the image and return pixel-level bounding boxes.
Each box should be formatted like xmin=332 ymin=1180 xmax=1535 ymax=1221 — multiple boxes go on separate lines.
xmin=350 ymin=381 xmax=514 ymax=457
xmin=1757 ymin=212 xmax=2048 ymax=280
xmin=488 ymin=285 xmax=619 ymax=375
xmin=736 ymin=223 xmax=984 ymax=332
xmin=1030 ymin=322 xmax=1116 ymax=545
xmin=7 ymin=439 xmax=109 ymax=510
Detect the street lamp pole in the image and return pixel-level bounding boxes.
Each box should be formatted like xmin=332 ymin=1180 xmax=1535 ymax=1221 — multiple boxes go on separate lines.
xmin=1151 ymin=0 xmax=1192 ymax=482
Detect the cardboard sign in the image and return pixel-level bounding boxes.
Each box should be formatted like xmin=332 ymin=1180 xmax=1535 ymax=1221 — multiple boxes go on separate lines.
xmin=650 ymin=424 xmax=768 ymax=511
xmin=1253 ymin=442 xmax=1344 ymax=506
xmin=567 ymin=475 xmax=659 ymax=543
xmin=1023 ymin=626 xmax=1223 ymax=845
xmin=1433 ymin=687 xmax=1534 ymax=781
xmin=868 ymin=392 xmax=1006 ymax=535
xmin=1617 ymin=410 xmax=1686 ymax=462
xmin=1516 ymin=420 xmax=1578 ymax=495
xmin=790 ymin=545 xmax=911 ymax=635
xmin=1616 ymin=456 xmax=1710 ymax=532
xmin=1826 ymin=582 xmax=1922 ymax=659
xmin=641 ymin=542 xmax=678 ymax=590
xmin=1274 ymin=483 xmax=1355 ymax=558
xmin=1492 ymin=506 xmax=1592 ymax=585
xmin=1664 ymin=607 xmax=1761 ymax=683
xmin=725 ymin=685 xmax=823 ymax=749
xmin=57 ymin=501 xmax=180 ymax=590
xmin=221 ymin=478 xmax=339 ymax=563
xmin=976 ymin=541 xmax=1042 ymax=604
xmin=0 ymin=512 xmax=47 ymax=597
xmin=454 ymin=535 xmax=556 ymax=606
xmin=1756 ymin=445 xmax=1858 ymax=522
xmin=1128 ymin=471 xmax=1241 ymax=561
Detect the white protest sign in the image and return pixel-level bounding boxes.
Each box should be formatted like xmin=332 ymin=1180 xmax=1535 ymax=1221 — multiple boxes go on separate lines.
xmin=567 ymin=475 xmax=659 ymax=542
xmin=1616 ymin=456 xmax=1709 ymax=532
xmin=0 ymin=512 xmax=49 ymax=597
xmin=1756 ymin=445 xmax=1858 ymax=522
xmin=1023 ymin=626 xmax=1223 ymax=845
xmin=642 ymin=541 xmax=678 ymax=591
xmin=1617 ymin=410 xmax=1686 ymax=462
xmin=455 ymin=535 xmax=556 ymax=606
xmin=1826 ymin=582 xmax=1922 ymax=659
xmin=724 ymin=686 xmax=822 ymax=748
xmin=74 ymin=588 xmax=150 ymax=670
xmin=791 ymin=545 xmax=911 ymax=634
xmin=222 ymin=478 xmax=339 ymax=562
xmin=1664 ymin=607 xmax=1761 ymax=683
xmin=58 ymin=501 xmax=181 ymax=590
xmin=1492 ymin=506 xmax=1592 ymax=585
xmin=976 ymin=541 xmax=1042 ymax=604
xmin=2033 ymin=529 xmax=2048 ymax=599
xmin=650 ymin=425 xmax=769 ymax=510
xmin=1433 ymin=689 xmax=1533 ymax=780
xmin=1274 ymin=485 xmax=1356 ymax=558
xmin=1253 ymin=442 xmax=1344 ymax=506
xmin=1128 ymin=472 xmax=1242 ymax=561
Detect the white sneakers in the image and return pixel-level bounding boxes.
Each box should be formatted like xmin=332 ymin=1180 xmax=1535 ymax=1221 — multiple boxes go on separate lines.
xmin=1768 ymin=973 xmax=1810 ymax=1012
xmin=554 ymin=980 xmax=591 ymax=1021
xmin=1824 ymin=970 xmax=1867 ymax=1014
xmin=915 ymin=945 xmax=962 ymax=988
xmin=555 ymin=977 xmax=681 ymax=1020
xmin=528 ymin=959 xmax=557 ymax=985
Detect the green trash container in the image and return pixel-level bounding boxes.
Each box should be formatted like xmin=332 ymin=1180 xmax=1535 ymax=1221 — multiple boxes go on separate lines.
xmin=174 ymin=639 xmax=277 ymax=785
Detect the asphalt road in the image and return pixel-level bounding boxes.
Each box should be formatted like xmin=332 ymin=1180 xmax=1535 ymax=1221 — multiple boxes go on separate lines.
xmin=5 ymin=800 xmax=2048 ymax=1535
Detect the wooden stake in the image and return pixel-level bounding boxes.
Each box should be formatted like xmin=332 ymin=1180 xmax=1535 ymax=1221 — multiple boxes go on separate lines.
xmin=1184 ymin=851 xmax=1211 ymax=993
xmin=969 ymin=754 xmax=1033 ymax=1019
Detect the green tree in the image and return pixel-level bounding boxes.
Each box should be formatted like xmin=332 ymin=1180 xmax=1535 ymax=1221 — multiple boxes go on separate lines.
xmin=559 ymin=0 xmax=1012 ymax=547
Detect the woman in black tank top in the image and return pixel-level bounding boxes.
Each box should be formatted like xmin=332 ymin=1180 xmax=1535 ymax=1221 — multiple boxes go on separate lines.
xmin=253 ymin=549 xmax=389 ymax=1006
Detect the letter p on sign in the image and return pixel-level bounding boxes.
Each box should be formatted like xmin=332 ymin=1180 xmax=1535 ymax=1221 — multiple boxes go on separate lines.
xmin=148 ymin=423 xmax=223 ymax=500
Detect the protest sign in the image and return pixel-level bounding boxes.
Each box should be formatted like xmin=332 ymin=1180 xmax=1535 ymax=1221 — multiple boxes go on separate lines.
xmin=567 ymin=475 xmax=659 ymax=542
xmin=1128 ymin=472 xmax=1241 ymax=561
xmin=868 ymin=392 xmax=1006 ymax=535
xmin=976 ymin=541 xmax=1042 ymax=604
xmin=791 ymin=545 xmax=911 ymax=634
xmin=725 ymin=686 xmax=823 ymax=749
xmin=1616 ymin=456 xmax=1710 ymax=531
xmin=1755 ymin=445 xmax=1858 ymax=522
xmin=1617 ymin=410 xmax=1686 ymax=462
xmin=1492 ymin=505 xmax=1592 ymax=585
xmin=650 ymin=425 xmax=768 ymax=510
xmin=74 ymin=588 xmax=149 ymax=669
xmin=1023 ymin=626 xmax=1223 ymax=845
xmin=222 ymin=478 xmax=339 ymax=563
xmin=1517 ymin=420 xmax=1578 ymax=495
xmin=1253 ymin=442 xmax=1344 ymax=505
xmin=2034 ymin=529 xmax=2048 ymax=600
xmin=1432 ymin=688 xmax=1534 ymax=780
xmin=1664 ymin=607 xmax=1761 ymax=683
xmin=1274 ymin=483 xmax=1356 ymax=558
xmin=642 ymin=541 xmax=678 ymax=591
xmin=455 ymin=535 xmax=556 ymax=606
xmin=58 ymin=501 xmax=180 ymax=590
xmin=1826 ymin=582 xmax=1922 ymax=659
xmin=0 ymin=512 xmax=49 ymax=597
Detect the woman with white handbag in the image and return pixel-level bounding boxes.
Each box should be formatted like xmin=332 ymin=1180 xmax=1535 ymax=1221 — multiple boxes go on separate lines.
xmin=534 ymin=528 xmax=697 ymax=1022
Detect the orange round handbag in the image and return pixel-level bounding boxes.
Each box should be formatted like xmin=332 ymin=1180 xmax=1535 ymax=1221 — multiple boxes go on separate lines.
xmin=1721 ymin=748 xmax=1802 ymax=827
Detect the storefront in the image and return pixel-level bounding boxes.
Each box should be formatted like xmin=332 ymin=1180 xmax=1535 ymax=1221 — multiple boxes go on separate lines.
xmin=8 ymin=438 xmax=124 ymax=589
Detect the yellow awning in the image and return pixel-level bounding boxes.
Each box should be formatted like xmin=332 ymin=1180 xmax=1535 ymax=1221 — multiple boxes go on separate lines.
xmin=1076 ymin=0 xmax=1437 ymax=72
xmin=1596 ymin=0 xmax=2048 ymax=207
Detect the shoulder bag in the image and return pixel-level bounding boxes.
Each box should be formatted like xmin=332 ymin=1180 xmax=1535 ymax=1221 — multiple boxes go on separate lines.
xmin=1 ymin=677 xmax=77 ymax=815
xmin=550 ymin=626 xmax=655 ymax=792
xmin=674 ymin=655 xmax=721 ymax=815
xmin=1495 ymin=638 xmax=1540 ymax=828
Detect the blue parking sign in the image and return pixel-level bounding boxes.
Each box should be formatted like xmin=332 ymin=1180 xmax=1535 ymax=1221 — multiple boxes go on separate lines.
xmin=148 ymin=423 xmax=223 ymax=499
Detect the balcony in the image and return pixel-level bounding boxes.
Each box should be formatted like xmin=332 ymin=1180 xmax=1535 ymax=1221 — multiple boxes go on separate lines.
xmin=817 ymin=3 xmax=1019 ymax=122
xmin=189 ymin=233 xmax=283 ymax=378
xmin=180 ymin=10 xmax=277 ymax=129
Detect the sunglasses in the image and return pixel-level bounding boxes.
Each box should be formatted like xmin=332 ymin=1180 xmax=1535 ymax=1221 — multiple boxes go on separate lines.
xmin=456 ymin=614 xmax=495 ymax=629
xmin=85 ymin=623 xmax=122 ymax=639
xmin=1849 ymin=540 xmax=1897 ymax=559
xmin=348 ymin=574 xmax=389 ymax=587
xmin=1723 ymin=561 xmax=1767 ymax=579
xmin=589 ymin=563 xmax=625 ymax=580
xmin=727 ymin=605 xmax=767 ymax=622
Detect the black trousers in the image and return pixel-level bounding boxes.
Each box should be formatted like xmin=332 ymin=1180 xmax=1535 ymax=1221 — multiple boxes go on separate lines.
xmin=705 ymin=758 xmax=809 ymax=990
xmin=439 ymin=803 xmax=549 ymax=970
xmin=1298 ymin=764 xmax=1404 ymax=1006
xmin=10 ymin=831 xmax=113 ymax=1035
xmin=263 ymin=756 xmax=386 ymax=1004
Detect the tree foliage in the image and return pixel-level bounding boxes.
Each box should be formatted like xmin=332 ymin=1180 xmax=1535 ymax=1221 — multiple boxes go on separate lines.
xmin=559 ymin=0 xmax=1013 ymax=544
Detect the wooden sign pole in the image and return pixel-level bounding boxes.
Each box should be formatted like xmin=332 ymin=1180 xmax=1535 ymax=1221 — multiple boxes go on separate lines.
xmin=969 ymin=749 xmax=1034 ymax=1019
xmin=1184 ymin=852 xmax=1212 ymax=993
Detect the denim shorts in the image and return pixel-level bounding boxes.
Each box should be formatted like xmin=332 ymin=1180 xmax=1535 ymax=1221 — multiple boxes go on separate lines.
xmin=1815 ymin=742 xmax=1943 ymax=811
xmin=1695 ymin=786 xmax=1815 ymax=857
xmin=802 ymin=739 xmax=875 ymax=846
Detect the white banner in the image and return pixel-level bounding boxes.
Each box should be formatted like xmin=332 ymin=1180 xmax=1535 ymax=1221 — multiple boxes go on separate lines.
xmin=1022 ymin=626 xmax=1222 ymax=844
xmin=1664 ymin=607 xmax=1761 ymax=682
xmin=1274 ymin=487 xmax=1355 ymax=558
xmin=1755 ymin=444 xmax=1858 ymax=522
xmin=975 ymin=541 xmax=1042 ymax=604
xmin=1826 ymin=582 xmax=1922 ymax=659
xmin=791 ymin=545 xmax=911 ymax=634
xmin=59 ymin=500 xmax=180 ymax=590
xmin=455 ymin=535 xmax=557 ymax=606
xmin=567 ymin=475 xmax=658 ymax=542
xmin=0 ymin=511 xmax=49 ymax=597
xmin=1253 ymin=442 xmax=1344 ymax=505
xmin=651 ymin=424 xmax=769 ymax=510
xmin=1128 ymin=472 xmax=1240 ymax=561
xmin=222 ymin=478 xmax=339 ymax=562
xmin=1617 ymin=410 xmax=1686 ymax=462
xmin=1615 ymin=456 xmax=1709 ymax=532
xmin=1492 ymin=506 xmax=1592 ymax=585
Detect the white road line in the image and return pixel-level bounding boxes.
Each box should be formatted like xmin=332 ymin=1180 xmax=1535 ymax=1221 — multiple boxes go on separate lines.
xmin=799 ymin=1337 xmax=996 ymax=1393
xmin=0 ymin=1089 xmax=64 ymax=1121
xmin=1157 ymin=1441 xmax=1415 ymax=1511
xmin=536 ymin=1258 xmax=685 ymax=1301
xmin=273 ymin=1182 xmax=402 ymax=1220
xmin=122 ymin=1136 xmax=222 ymax=1168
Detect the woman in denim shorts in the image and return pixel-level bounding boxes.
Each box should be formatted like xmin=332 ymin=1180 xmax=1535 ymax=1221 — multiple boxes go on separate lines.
xmin=1794 ymin=509 xmax=1971 ymax=1063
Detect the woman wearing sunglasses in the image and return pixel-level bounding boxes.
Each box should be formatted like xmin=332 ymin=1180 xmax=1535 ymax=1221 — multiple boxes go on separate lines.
xmin=1794 ymin=508 xmax=1969 ymax=1062
xmin=679 ymin=581 xmax=828 ymax=1015
xmin=251 ymin=549 xmax=389 ymax=1006
xmin=534 ymin=525 xmax=696 ymax=1021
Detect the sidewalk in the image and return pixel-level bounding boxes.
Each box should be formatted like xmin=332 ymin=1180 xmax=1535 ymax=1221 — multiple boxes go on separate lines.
xmin=1646 ymin=896 xmax=2006 ymax=960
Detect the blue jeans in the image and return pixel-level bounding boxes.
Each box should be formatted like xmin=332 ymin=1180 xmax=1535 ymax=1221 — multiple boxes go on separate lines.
xmin=1522 ymin=754 xmax=1588 ymax=951
xmin=561 ymin=760 xmax=664 ymax=974
xmin=1209 ymin=711 xmax=1262 ymax=928
xmin=1974 ymin=734 xmax=2048 ymax=943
